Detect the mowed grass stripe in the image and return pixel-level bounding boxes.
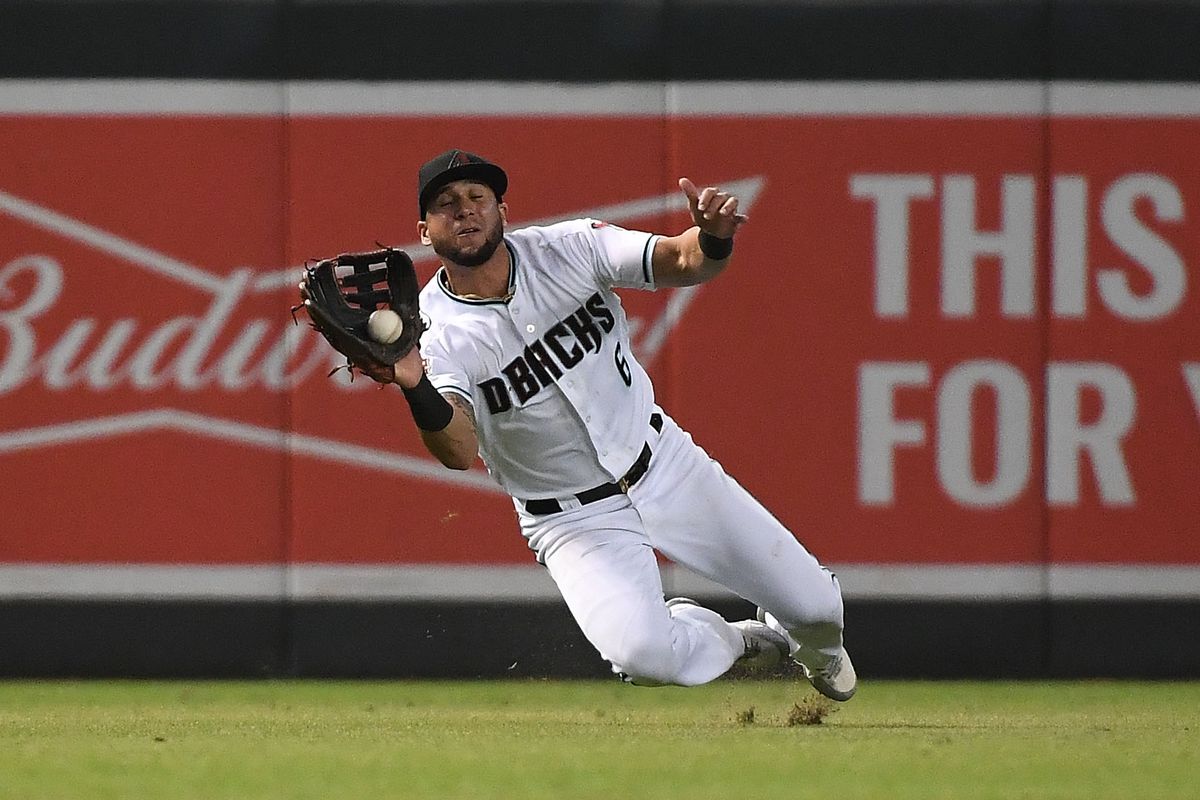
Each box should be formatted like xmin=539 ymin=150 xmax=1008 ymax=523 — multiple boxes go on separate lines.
xmin=2 ymin=680 xmax=1197 ymax=800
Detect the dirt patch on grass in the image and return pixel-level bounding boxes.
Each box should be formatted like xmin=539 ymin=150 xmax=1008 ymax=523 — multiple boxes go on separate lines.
xmin=786 ymin=695 xmax=837 ymax=726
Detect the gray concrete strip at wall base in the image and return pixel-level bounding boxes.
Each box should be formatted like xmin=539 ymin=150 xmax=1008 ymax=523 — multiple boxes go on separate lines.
xmin=3 ymin=563 xmax=1199 ymax=602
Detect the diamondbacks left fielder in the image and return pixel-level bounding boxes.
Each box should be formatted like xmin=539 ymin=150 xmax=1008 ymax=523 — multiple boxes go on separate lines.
xmin=357 ymin=149 xmax=855 ymax=699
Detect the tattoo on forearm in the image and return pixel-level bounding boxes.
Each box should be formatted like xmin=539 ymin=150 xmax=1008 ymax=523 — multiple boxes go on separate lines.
xmin=444 ymin=392 xmax=477 ymax=432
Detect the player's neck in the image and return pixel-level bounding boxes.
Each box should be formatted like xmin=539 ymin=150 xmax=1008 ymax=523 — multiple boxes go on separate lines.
xmin=444 ymin=243 xmax=512 ymax=300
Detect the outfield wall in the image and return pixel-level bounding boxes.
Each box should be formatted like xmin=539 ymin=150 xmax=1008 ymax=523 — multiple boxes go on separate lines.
xmin=2 ymin=1 xmax=1199 ymax=678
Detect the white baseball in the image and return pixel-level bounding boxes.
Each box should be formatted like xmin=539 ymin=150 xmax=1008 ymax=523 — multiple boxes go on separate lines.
xmin=367 ymin=309 xmax=404 ymax=344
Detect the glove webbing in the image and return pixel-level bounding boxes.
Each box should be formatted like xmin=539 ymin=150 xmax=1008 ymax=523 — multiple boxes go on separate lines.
xmin=338 ymin=263 xmax=390 ymax=310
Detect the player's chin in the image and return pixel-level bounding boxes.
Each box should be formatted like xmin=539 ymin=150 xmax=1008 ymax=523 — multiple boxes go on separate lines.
xmin=449 ymin=240 xmax=500 ymax=268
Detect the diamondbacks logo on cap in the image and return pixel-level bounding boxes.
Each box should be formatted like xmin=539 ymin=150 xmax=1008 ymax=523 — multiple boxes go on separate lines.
xmin=448 ymin=151 xmax=472 ymax=169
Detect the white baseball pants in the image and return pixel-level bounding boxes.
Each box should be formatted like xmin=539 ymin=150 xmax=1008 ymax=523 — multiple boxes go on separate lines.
xmin=517 ymin=410 xmax=845 ymax=686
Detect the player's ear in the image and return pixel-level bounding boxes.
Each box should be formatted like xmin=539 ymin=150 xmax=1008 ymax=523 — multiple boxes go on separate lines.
xmin=418 ymin=220 xmax=431 ymax=246
xmin=498 ymin=201 xmax=509 ymax=225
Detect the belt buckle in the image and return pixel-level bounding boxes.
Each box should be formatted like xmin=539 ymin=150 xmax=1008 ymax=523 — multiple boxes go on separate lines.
xmin=617 ymin=476 xmax=631 ymax=493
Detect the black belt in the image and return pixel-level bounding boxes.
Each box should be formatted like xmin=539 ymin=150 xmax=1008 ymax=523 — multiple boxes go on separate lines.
xmin=524 ymin=413 xmax=663 ymax=515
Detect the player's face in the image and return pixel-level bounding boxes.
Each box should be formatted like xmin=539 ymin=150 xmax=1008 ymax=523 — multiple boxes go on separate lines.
xmin=419 ymin=180 xmax=508 ymax=268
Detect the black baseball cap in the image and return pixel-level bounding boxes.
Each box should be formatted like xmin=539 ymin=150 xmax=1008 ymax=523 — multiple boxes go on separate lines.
xmin=418 ymin=149 xmax=508 ymax=218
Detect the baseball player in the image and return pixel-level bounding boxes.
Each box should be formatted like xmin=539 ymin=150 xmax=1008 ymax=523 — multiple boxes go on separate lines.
xmin=367 ymin=149 xmax=854 ymax=698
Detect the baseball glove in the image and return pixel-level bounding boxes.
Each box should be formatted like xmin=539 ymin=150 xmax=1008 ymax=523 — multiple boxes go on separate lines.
xmin=295 ymin=248 xmax=426 ymax=379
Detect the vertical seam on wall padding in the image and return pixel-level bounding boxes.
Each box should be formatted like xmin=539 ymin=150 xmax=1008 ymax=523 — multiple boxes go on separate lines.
xmin=279 ymin=0 xmax=298 ymax=678
xmin=1038 ymin=0 xmax=1056 ymax=677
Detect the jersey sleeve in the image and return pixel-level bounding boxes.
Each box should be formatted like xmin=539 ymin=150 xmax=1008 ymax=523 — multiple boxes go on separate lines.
xmin=420 ymin=329 xmax=473 ymax=404
xmin=584 ymin=219 xmax=660 ymax=291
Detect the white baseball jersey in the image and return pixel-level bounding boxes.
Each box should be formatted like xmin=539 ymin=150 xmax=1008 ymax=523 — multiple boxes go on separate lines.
xmin=419 ymin=219 xmax=662 ymax=499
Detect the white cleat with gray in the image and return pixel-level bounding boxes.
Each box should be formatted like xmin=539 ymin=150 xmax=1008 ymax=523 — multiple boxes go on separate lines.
xmin=665 ymin=597 xmax=790 ymax=673
xmin=729 ymin=619 xmax=791 ymax=671
xmin=757 ymin=607 xmax=857 ymax=701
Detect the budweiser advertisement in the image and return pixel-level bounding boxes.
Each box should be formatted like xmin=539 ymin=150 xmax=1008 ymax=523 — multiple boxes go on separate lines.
xmin=1 ymin=82 xmax=1198 ymax=601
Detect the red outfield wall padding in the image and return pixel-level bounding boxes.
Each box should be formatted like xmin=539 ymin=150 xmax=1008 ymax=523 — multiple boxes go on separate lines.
xmin=1 ymin=86 xmax=1197 ymax=584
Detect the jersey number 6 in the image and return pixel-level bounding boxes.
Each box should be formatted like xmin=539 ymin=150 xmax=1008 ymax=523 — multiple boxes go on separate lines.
xmin=614 ymin=343 xmax=632 ymax=387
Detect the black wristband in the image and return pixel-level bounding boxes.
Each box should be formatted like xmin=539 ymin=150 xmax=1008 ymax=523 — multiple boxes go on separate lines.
xmin=698 ymin=231 xmax=734 ymax=260
xmin=401 ymin=374 xmax=454 ymax=432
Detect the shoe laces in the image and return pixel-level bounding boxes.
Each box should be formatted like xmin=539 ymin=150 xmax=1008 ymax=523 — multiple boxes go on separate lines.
xmin=804 ymin=654 xmax=842 ymax=681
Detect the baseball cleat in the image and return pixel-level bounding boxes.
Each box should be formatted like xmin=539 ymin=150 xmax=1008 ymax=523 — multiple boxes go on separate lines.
xmin=757 ymin=607 xmax=857 ymax=701
xmin=729 ymin=620 xmax=790 ymax=671
xmin=667 ymin=598 xmax=789 ymax=672
xmin=798 ymin=647 xmax=857 ymax=702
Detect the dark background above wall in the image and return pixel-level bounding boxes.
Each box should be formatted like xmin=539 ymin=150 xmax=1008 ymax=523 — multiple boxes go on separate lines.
xmin=2 ymin=0 xmax=1199 ymax=81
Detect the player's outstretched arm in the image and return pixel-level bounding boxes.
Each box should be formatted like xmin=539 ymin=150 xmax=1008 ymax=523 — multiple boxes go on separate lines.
xmin=651 ymin=177 xmax=748 ymax=287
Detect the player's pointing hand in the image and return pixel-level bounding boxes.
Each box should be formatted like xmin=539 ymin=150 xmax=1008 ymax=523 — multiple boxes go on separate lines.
xmin=679 ymin=177 xmax=748 ymax=240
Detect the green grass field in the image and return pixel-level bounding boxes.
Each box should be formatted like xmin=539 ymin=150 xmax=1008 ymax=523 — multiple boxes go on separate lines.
xmin=2 ymin=679 xmax=1197 ymax=799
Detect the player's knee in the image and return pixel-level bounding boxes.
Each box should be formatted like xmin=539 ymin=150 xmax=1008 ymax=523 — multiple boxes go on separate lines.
xmin=609 ymin=631 xmax=685 ymax=686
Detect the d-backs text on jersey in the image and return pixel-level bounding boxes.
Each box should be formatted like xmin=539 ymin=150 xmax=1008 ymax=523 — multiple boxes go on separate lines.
xmin=478 ymin=292 xmax=632 ymax=414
